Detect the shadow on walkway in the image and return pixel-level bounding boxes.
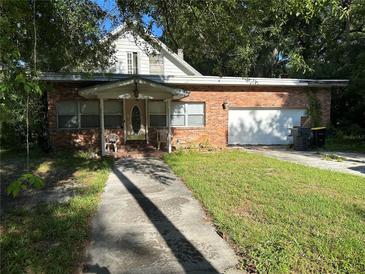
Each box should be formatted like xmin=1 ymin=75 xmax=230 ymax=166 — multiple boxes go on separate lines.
xmin=112 ymin=166 xmax=219 ymax=273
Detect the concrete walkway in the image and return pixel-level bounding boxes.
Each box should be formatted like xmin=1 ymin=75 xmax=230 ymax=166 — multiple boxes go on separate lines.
xmin=83 ymin=158 xmax=240 ymax=274
xmin=239 ymin=147 xmax=365 ymax=177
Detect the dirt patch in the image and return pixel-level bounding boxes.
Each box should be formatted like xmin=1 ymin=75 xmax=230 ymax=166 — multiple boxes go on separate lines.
xmin=1 ymin=154 xmax=89 ymax=215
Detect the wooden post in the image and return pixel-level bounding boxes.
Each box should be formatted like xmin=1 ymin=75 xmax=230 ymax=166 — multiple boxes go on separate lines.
xmin=145 ymin=99 xmax=149 ymax=144
xmin=100 ymin=98 xmax=105 ymax=156
xmin=123 ymin=98 xmax=127 ymax=144
xmin=167 ymin=99 xmax=172 ymax=153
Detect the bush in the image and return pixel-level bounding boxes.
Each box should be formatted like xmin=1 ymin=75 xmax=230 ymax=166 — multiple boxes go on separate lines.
xmin=6 ymin=173 xmax=45 ymax=198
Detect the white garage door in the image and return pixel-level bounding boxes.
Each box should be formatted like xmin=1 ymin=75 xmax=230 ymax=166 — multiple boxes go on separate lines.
xmin=228 ymin=108 xmax=306 ymax=145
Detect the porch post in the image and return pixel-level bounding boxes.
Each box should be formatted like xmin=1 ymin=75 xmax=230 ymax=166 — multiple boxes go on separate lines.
xmin=123 ymin=98 xmax=126 ymax=144
xmin=99 ymin=98 xmax=105 ymax=156
xmin=145 ymin=99 xmax=149 ymax=144
xmin=167 ymin=99 xmax=172 ymax=153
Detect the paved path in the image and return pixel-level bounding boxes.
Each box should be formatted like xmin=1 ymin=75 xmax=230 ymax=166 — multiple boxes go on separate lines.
xmin=84 ymin=158 xmax=240 ymax=274
xmin=240 ymin=147 xmax=365 ymax=177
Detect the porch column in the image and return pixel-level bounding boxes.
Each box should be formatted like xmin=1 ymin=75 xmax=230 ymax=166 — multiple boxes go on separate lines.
xmin=99 ymin=98 xmax=105 ymax=156
xmin=167 ymin=99 xmax=172 ymax=153
xmin=123 ymin=99 xmax=126 ymax=144
xmin=145 ymin=99 xmax=149 ymax=144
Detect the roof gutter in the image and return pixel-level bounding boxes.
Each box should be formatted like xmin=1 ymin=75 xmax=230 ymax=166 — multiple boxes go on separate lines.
xmin=40 ymin=72 xmax=349 ymax=87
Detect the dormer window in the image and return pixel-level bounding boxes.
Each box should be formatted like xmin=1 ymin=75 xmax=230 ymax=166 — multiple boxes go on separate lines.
xmin=127 ymin=52 xmax=138 ymax=74
xmin=149 ymin=54 xmax=164 ymax=75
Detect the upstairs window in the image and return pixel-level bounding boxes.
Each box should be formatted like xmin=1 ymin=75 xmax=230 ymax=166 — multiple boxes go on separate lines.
xmin=127 ymin=52 xmax=138 ymax=74
xmin=171 ymin=102 xmax=205 ymax=127
xmin=149 ymin=54 xmax=164 ymax=75
xmin=148 ymin=101 xmax=166 ymax=127
xmin=104 ymin=100 xmax=123 ymax=128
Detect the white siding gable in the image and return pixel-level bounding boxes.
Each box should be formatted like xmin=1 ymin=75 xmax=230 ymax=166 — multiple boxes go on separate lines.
xmin=107 ymin=31 xmax=200 ymax=76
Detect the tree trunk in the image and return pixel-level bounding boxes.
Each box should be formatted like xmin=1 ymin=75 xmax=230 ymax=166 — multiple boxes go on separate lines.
xmin=26 ymin=94 xmax=30 ymax=171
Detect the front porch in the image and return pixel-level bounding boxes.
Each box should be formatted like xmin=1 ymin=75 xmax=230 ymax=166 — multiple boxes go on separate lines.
xmin=108 ymin=142 xmax=165 ymax=158
xmin=79 ymin=76 xmax=189 ymax=156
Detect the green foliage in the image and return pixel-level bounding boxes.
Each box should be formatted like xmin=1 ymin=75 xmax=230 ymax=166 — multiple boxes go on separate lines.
xmin=305 ymin=91 xmax=322 ymax=127
xmin=165 ymin=150 xmax=365 ymax=273
xmin=325 ymin=130 xmax=365 ymax=153
xmin=0 ymin=0 xmax=116 ymax=149
xmin=118 ymin=0 xmax=365 ymax=128
xmin=6 ymin=173 xmax=45 ymax=198
xmin=0 ymin=0 xmax=115 ymax=73
xmin=1 ymin=152 xmax=112 ymax=273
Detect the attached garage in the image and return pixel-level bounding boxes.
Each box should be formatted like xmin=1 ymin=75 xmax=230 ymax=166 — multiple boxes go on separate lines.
xmin=228 ymin=108 xmax=306 ymax=145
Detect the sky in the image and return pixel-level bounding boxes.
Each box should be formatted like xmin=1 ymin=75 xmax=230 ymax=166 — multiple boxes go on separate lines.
xmin=93 ymin=0 xmax=163 ymax=37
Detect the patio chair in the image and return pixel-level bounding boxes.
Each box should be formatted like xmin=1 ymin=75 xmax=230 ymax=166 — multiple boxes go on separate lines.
xmin=157 ymin=129 xmax=169 ymax=150
xmin=105 ymin=133 xmax=119 ymax=153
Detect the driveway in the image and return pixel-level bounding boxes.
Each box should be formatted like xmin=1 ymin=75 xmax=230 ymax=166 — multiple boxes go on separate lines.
xmin=240 ymin=146 xmax=365 ymax=177
xmin=83 ymin=158 xmax=240 ymax=274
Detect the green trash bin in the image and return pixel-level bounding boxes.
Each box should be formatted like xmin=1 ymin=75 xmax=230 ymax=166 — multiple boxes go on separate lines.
xmin=291 ymin=127 xmax=311 ymax=151
xmin=311 ymin=127 xmax=326 ymax=148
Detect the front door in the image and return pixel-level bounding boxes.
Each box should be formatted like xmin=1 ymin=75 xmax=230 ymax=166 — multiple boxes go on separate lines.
xmin=125 ymin=99 xmax=146 ymax=141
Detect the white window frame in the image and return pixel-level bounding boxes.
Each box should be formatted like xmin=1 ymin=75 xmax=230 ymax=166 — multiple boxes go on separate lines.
xmin=148 ymin=101 xmax=167 ymax=128
xmin=171 ymin=102 xmax=205 ymax=128
xmin=127 ymin=52 xmax=138 ymax=74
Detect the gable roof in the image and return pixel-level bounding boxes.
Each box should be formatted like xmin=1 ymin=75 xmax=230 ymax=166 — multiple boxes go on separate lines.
xmin=79 ymin=76 xmax=189 ymax=99
xmin=110 ymin=24 xmax=202 ymax=76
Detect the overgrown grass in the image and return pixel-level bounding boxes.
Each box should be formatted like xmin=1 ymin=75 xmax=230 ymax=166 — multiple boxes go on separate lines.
xmin=164 ymin=150 xmax=365 ymax=273
xmin=0 ymin=150 xmax=112 ymax=274
xmin=324 ymin=136 xmax=365 ymax=153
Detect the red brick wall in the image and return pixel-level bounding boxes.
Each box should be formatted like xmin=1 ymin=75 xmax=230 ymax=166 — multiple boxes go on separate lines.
xmin=48 ymin=84 xmax=331 ymax=150
xmin=48 ymin=85 xmax=124 ymax=150
xmin=170 ymin=86 xmax=331 ymax=147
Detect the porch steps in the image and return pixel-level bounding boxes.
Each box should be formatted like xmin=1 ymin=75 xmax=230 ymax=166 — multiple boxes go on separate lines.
xmin=111 ymin=144 xmax=166 ymax=158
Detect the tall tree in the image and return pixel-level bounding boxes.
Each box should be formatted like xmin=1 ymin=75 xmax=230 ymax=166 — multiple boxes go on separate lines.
xmin=117 ymin=0 xmax=365 ymax=128
xmin=0 ymin=0 xmax=116 ymax=153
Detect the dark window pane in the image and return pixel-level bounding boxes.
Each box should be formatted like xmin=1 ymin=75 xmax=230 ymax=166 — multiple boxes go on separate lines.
xmin=133 ymin=52 xmax=138 ymax=74
xmin=104 ymin=101 xmax=122 ymax=114
xmin=80 ymin=101 xmax=99 ymax=114
xmin=150 ymin=115 xmax=166 ymax=127
xmin=58 ymin=115 xmax=78 ymax=128
xmin=81 ymin=115 xmax=100 ymax=128
xmin=131 ymin=106 xmax=141 ymax=134
xmin=105 ymin=115 xmax=122 ymax=128
xmin=57 ymin=101 xmax=77 ymax=115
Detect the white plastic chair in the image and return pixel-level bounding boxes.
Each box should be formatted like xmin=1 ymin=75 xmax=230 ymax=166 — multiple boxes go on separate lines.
xmin=157 ymin=129 xmax=169 ymax=150
xmin=105 ymin=133 xmax=119 ymax=153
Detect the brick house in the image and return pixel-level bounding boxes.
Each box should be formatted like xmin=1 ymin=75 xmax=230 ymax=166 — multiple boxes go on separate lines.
xmin=43 ymin=26 xmax=347 ymax=154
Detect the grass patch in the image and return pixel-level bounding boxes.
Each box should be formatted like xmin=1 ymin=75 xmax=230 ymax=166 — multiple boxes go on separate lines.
xmin=0 ymin=150 xmax=112 ymax=274
xmin=321 ymin=153 xmax=345 ymax=162
xmin=164 ymin=150 xmax=365 ymax=273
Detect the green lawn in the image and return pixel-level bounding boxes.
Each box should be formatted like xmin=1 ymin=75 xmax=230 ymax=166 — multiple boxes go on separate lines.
xmin=0 ymin=151 xmax=112 ymax=274
xmin=165 ymin=150 xmax=365 ymax=273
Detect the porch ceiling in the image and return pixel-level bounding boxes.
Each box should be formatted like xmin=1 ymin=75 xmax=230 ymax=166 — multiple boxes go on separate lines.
xmin=78 ymin=76 xmax=189 ymax=100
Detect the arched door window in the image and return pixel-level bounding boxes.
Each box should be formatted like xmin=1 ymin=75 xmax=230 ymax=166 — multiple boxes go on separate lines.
xmin=131 ymin=105 xmax=141 ymax=134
